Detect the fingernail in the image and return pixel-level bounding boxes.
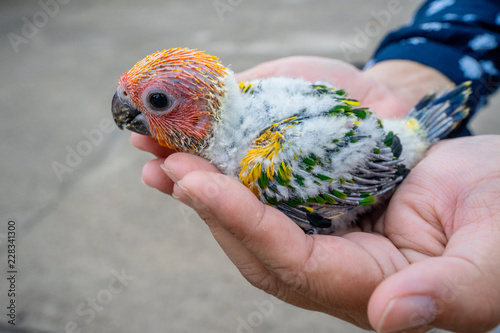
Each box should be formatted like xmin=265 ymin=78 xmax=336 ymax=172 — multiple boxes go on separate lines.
xmin=377 ymin=296 xmax=436 ymax=333
xmin=172 ymin=180 xmax=191 ymax=201
xmin=176 ymin=180 xmax=189 ymax=195
xmin=160 ymin=163 xmax=179 ymax=183
xmin=140 ymin=176 xmax=146 ymax=186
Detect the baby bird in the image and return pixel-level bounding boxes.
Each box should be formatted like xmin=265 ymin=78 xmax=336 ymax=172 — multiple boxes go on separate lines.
xmin=112 ymin=48 xmax=470 ymax=234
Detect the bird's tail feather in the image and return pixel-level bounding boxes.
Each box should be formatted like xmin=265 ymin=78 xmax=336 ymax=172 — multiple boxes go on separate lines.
xmin=406 ymin=81 xmax=471 ymax=143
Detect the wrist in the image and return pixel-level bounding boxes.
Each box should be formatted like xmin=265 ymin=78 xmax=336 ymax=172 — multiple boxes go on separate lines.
xmin=363 ymin=60 xmax=454 ymax=108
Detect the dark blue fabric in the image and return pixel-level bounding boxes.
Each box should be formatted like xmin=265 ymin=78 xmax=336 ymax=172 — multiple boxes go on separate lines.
xmin=369 ymin=0 xmax=500 ymax=126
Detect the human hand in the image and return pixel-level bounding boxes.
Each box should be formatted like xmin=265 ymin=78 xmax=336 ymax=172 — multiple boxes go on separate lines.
xmin=136 ymin=133 xmax=500 ymax=332
xmin=132 ymin=57 xmax=499 ymax=332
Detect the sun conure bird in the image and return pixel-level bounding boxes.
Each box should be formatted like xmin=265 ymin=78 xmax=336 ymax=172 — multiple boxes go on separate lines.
xmin=112 ymin=47 xmax=470 ymax=235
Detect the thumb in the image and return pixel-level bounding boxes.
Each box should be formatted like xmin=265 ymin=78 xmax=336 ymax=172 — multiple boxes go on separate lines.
xmin=368 ymin=255 xmax=500 ymax=333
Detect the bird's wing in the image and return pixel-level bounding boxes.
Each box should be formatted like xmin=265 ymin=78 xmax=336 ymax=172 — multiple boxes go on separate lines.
xmin=276 ymin=139 xmax=409 ymax=234
xmin=237 ymin=85 xmax=409 ymax=234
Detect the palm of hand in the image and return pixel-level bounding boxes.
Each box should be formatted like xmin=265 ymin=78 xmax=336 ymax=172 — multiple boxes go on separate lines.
xmin=132 ymin=57 xmax=500 ymax=332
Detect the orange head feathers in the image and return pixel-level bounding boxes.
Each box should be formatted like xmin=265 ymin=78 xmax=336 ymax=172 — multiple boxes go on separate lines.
xmin=111 ymin=48 xmax=229 ymax=152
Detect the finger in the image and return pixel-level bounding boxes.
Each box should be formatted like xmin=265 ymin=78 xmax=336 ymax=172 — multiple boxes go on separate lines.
xmin=369 ymin=200 xmax=500 ymax=333
xmin=163 ymin=153 xmax=286 ymax=277
xmin=141 ymin=158 xmax=172 ymax=194
xmin=369 ymin=254 xmax=500 ymax=332
xmin=236 ymin=56 xmax=359 ymax=84
xmin=163 ymin=152 xmax=221 ymax=180
xmin=171 ymin=168 xmax=312 ymax=274
xmin=129 ymin=132 xmax=175 ymax=158
xmin=143 ymin=152 xmax=220 ymax=194
xmin=163 ymin=154 xmax=334 ymax=314
xmin=236 ymin=59 xmax=281 ymax=82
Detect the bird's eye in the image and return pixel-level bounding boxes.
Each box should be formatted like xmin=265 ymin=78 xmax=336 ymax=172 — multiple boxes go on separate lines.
xmin=148 ymin=93 xmax=170 ymax=110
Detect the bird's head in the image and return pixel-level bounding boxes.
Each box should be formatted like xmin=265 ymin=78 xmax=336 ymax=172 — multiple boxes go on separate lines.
xmin=111 ymin=48 xmax=229 ymax=152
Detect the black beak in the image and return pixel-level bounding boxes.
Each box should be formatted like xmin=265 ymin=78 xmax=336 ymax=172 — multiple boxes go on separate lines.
xmin=111 ymin=92 xmax=152 ymax=136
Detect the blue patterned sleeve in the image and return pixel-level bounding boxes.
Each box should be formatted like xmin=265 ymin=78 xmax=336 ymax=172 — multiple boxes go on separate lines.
xmin=369 ymin=0 xmax=500 ymax=119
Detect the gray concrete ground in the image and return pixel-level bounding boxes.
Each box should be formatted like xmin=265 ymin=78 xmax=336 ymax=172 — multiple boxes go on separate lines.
xmin=1 ymin=1 xmax=499 ymax=332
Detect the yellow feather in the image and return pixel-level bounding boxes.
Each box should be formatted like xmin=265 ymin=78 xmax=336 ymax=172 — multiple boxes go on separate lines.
xmin=340 ymin=99 xmax=361 ymax=106
xmin=405 ymin=118 xmax=421 ymax=132
xmin=266 ymin=166 xmax=273 ymax=180
xmin=299 ymin=206 xmax=314 ymax=213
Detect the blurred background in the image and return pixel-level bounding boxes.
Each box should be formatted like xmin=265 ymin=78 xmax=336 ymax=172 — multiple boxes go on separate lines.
xmin=1 ymin=1 xmax=499 ymax=332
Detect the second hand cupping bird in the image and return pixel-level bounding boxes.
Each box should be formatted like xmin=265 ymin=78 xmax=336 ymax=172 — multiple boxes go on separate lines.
xmin=112 ymin=47 xmax=470 ymax=235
